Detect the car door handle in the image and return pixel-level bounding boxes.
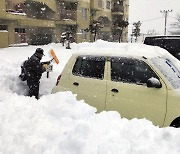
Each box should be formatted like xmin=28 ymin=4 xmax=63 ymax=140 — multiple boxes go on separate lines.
xmin=111 ymin=88 xmax=119 ymax=93
xmin=73 ymin=82 xmax=79 ymax=86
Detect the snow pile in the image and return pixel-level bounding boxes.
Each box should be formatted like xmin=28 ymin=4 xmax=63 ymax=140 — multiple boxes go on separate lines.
xmin=76 ymin=40 xmax=171 ymax=58
xmin=0 ymin=40 xmax=180 ymax=154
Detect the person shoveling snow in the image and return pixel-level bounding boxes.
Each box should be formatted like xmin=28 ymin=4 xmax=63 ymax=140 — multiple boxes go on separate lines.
xmin=19 ymin=48 xmax=59 ymax=99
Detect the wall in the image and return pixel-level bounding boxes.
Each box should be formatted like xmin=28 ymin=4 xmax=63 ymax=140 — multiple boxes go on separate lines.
xmin=0 ymin=0 xmax=6 ymax=19
xmin=0 ymin=31 xmax=9 ymax=48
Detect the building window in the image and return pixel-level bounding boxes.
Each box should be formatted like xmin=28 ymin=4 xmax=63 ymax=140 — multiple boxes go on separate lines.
xmin=98 ymin=0 xmax=103 ymax=8
xmin=15 ymin=28 xmax=26 ymax=33
xmin=0 ymin=25 xmax=8 ymax=31
xmin=106 ymin=0 xmax=111 ymax=9
xmin=82 ymin=30 xmax=87 ymax=40
xmin=82 ymin=8 xmax=87 ymax=19
xmin=15 ymin=28 xmax=27 ymax=43
xmin=90 ymin=10 xmax=96 ymax=17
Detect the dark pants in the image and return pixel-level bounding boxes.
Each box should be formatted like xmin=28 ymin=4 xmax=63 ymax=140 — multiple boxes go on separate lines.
xmin=27 ymin=80 xmax=40 ymax=99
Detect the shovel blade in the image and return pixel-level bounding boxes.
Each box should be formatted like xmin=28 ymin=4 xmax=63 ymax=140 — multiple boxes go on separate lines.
xmin=50 ymin=49 xmax=59 ymax=64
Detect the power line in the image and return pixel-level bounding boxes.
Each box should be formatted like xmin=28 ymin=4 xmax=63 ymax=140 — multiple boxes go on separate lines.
xmin=141 ymin=17 xmax=164 ymax=22
xmin=129 ymin=17 xmax=164 ymax=25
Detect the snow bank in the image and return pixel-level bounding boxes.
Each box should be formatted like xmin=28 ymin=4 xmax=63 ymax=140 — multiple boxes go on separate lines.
xmin=0 ymin=41 xmax=180 ymax=154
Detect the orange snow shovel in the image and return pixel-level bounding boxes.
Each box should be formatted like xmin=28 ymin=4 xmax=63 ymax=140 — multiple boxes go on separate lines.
xmin=50 ymin=49 xmax=59 ymax=64
xmin=45 ymin=49 xmax=59 ymax=78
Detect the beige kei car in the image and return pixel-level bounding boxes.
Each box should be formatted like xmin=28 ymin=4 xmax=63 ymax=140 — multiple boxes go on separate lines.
xmin=52 ymin=44 xmax=180 ymax=128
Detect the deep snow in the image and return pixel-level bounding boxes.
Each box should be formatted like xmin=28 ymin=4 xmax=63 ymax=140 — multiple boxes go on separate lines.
xmin=0 ymin=40 xmax=180 ymax=154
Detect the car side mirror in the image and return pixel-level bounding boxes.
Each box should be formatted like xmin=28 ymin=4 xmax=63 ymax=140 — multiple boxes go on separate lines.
xmin=147 ymin=77 xmax=162 ymax=88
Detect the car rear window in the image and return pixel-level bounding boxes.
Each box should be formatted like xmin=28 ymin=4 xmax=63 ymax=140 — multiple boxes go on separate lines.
xmin=72 ymin=56 xmax=105 ymax=80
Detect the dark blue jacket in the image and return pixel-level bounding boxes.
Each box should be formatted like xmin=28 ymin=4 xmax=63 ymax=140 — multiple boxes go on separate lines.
xmin=26 ymin=53 xmax=45 ymax=81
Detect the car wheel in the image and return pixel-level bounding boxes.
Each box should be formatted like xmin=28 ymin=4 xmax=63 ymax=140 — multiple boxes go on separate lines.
xmin=170 ymin=118 xmax=180 ymax=128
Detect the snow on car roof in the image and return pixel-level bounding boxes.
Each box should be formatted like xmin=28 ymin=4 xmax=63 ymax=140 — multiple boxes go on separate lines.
xmin=75 ymin=40 xmax=173 ymax=59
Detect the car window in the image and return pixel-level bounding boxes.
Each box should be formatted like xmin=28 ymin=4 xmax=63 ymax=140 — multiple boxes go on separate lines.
xmin=111 ymin=57 xmax=159 ymax=85
xmin=152 ymin=57 xmax=180 ymax=89
xmin=72 ymin=56 xmax=105 ymax=80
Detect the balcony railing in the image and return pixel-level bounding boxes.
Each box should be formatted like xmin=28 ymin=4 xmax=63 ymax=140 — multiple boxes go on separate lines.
xmin=60 ymin=10 xmax=76 ymax=20
xmin=112 ymin=6 xmax=124 ymax=13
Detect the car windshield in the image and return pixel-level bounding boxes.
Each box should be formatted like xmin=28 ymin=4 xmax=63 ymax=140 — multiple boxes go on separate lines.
xmin=151 ymin=57 xmax=180 ymax=89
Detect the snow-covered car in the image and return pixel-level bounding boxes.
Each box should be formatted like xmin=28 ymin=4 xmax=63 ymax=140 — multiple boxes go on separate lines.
xmin=52 ymin=43 xmax=180 ymax=128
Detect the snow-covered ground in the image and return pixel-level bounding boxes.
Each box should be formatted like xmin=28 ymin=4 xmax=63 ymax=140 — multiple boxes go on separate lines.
xmin=0 ymin=40 xmax=180 ymax=154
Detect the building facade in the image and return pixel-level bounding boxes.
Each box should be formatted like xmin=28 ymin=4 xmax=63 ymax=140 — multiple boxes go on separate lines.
xmin=0 ymin=0 xmax=129 ymax=48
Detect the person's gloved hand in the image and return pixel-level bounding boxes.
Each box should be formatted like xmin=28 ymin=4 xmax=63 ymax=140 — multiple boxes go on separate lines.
xmin=41 ymin=60 xmax=51 ymax=65
xmin=46 ymin=61 xmax=51 ymax=65
xmin=43 ymin=64 xmax=49 ymax=69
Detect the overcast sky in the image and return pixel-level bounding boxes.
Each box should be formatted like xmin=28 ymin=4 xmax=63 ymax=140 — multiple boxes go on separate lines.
xmin=129 ymin=0 xmax=180 ymax=35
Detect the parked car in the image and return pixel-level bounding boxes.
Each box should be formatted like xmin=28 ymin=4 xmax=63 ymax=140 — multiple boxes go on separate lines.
xmin=52 ymin=44 xmax=180 ymax=128
xmin=144 ymin=35 xmax=180 ymax=60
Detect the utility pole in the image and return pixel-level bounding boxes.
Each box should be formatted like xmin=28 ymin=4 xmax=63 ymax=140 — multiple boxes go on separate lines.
xmin=160 ymin=9 xmax=172 ymax=35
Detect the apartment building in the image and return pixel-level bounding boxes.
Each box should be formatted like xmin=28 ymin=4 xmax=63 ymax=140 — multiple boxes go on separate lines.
xmin=112 ymin=0 xmax=129 ymax=42
xmin=0 ymin=0 xmax=129 ymax=48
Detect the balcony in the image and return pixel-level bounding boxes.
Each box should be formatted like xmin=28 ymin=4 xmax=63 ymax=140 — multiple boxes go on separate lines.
xmin=26 ymin=1 xmax=55 ymax=20
xmin=60 ymin=10 xmax=76 ymax=21
xmin=32 ymin=0 xmax=56 ymax=12
xmin=18 ymin=18 xmax=55 ymax=27
xmin=112 ymin=6 xmax=124 ymax=15
xmin=57 ymin=0 xmax=77 ymax=25
xmin=6 ymin=0 xmax=26 ymax=16
xmin=57 ymin=9 xmax=77 ymax=25
xmin=6 ymin=13 xmax=27 ymax=20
